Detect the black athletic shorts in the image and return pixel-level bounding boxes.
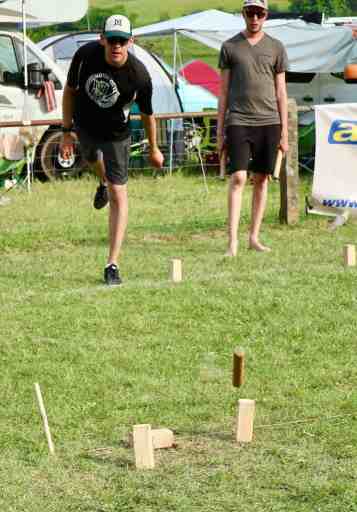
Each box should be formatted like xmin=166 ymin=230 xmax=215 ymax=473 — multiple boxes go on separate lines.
xmin=226 ymin=124 xmax=281 ymax=174
xmin=76 ymin=127 xmax=131 ymax=185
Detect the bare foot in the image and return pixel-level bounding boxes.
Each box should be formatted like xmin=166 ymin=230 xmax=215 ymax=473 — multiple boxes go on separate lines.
xmin=224 ymin=242 xmax=238 ymax=257
xmin=249 ymin=240 xmax=271 ymax=252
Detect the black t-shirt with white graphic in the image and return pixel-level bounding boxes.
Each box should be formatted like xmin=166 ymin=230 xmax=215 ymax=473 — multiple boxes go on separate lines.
xmin=67 ymin=41 xmax=153 ymax=141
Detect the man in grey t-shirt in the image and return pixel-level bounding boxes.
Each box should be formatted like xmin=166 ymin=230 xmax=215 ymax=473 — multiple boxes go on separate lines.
xmin=217 ymin=0 xmax=289 ymax=255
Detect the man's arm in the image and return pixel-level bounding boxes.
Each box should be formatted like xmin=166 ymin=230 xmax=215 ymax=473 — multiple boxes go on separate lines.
xmin=275 ymin=72 xmax=289 ymax=153
xmin=62 ymin=83 xmax=77 ymax=130
xmin=141 ymin=113 xmax=164 ymax=168
xmin=217 ymin=69 xmax=230 ymax=156
xmin=59 ymin=84 xmax=77 ymax=159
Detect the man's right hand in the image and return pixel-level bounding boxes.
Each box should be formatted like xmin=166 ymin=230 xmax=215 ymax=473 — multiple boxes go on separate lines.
xmin=59 ymin=132 xmax=75 ymax=160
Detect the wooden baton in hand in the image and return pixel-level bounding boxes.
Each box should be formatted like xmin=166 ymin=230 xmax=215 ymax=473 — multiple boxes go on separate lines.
xmin=273 ymin=149 xmax=283 ymax=180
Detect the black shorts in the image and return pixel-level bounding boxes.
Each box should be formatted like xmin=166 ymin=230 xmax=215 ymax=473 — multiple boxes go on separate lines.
xmin=76 ymin=128 xmax=131 ymax=185
xmin=226 ymin=124 xmax=281 ymax=175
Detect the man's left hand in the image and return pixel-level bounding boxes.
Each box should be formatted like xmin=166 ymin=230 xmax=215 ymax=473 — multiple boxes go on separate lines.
xmin=149 ymin=147 xmax=164 ymax=168
xmin=280 ymin=134 xmax=289 ymax=154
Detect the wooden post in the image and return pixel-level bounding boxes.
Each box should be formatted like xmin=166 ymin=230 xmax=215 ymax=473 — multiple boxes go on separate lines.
xmin=133 ymin=424 xmax=155 ymax=469
xmin=344 ymin=244 xmax=356 ymax=267
xmin=219 ymin=147 xmax=227 ymax=179
xmin=236 ymin=399 xmax=255 ymax=443
xmin=232 ymin=347 xmax=245 ymax=388
xmin=171 ymin=258 xmax=182 ymax=283
xmin=280 ymin=98 xmax=299 ymax=224
xmin=34 ymin=383 xmax=55 ymax=454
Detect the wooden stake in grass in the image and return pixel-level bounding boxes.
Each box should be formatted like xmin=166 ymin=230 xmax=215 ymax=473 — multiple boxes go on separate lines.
xmin=236 ymin=399 xmax=255 ymax=443
xmin=232 ymin=347 xmax=245 ymax=387
xmin=133 ymin=424 xmax=155 ymax=469
xmin=219 ymin=147 xmax=227 ymax=179
xmin=171 ymin=258 xmax=182 ymax=283
xmin=34 ymin=383 xmax=55 ymax=454
xmin=343 ymin=244 xmax=356 ymax=267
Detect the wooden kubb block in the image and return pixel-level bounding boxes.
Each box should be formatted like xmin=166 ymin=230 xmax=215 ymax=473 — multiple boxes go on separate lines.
xmin=232 ymin=347 xmax=245 ymax=388
xmin=132 ymin=426 xmax=175 ymax=468
xmin=344 ymin=244 xmax=356 ymax=267
xmin=130 ymin=428 xmax=175 ymax=450
xmin=133 ymin=424 xmax=155 ymax=469
xmin=236 ymin=399 xmax=255 ymax=443
xmin=171 ymin=259 xmax=182 ymax=283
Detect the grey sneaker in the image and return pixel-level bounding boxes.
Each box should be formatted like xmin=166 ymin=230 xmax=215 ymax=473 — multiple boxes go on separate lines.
xmin=104 ymin=264 xmax=122 ymax=286
xmin=93 ymin=184 xmax=108 ymax=209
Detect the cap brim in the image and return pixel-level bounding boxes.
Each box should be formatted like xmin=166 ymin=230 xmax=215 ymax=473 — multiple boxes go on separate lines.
xmin=243 ymin=2 xmax=267 ymax=8
xmin=104 ymin=31 xmax=131 ymax=39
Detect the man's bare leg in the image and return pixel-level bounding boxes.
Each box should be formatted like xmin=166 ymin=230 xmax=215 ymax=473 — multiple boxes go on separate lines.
xmin=226 ymin=170 xmax=247 ymax=256
xmin=249 ymin=173 xmax=270 ymax=252
xmin=93 ymin=158 xmax=107 ymax=185
xmin=107 ymin=183 xmax=128 ymax=265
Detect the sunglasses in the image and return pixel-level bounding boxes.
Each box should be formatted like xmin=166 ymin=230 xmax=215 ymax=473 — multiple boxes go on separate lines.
xmin=244 ymin=9 xmax=267 ymax=18
xmin=106 ymin=37 xmax=129 ymax=46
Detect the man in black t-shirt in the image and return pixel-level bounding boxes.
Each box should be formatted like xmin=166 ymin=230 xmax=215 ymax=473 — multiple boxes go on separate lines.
xmin=60 ymin=14 xmax=164 ymax=285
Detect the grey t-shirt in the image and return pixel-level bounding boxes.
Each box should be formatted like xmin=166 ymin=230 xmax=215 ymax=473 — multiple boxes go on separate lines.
xmin=218 ymin=32 xmax=288 ymax=126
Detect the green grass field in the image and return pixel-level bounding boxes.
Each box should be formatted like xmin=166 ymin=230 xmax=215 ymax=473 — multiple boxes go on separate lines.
xmin=1 ymin=172 xmax=357 ymax=511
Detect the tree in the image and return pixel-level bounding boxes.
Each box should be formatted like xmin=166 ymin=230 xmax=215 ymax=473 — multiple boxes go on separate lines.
xmin=290 ymin=0 xmax=351 ymax=15
xmin=347 ymin=0 xmax=357 ymax=13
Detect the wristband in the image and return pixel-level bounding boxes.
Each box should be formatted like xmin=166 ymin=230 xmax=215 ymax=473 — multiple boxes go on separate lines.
xmin=62 ymin=126 xmax=73 ymax=133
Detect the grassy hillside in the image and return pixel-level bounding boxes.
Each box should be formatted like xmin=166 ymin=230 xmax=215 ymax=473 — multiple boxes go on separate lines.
xmin=85 ymin=0 xmax=290 ymax=68
xmin=90 ymin=0 xmax=291 ymax=27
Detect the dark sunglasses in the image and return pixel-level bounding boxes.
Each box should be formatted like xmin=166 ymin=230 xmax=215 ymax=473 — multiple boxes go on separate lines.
xmin=244 ymin=8 xmax=267 ymax=18
xmin=106 ymin=37 xmax=129 ymax=46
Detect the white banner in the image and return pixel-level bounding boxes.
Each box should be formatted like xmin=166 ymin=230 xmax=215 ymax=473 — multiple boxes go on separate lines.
xmin=314 ymin=104 xmax=357 ymax=213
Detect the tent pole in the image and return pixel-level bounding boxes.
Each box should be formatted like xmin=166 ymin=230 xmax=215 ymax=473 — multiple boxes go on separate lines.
xmin=169 ymin=31 xmax=177 ymax=175
xmin=22 ymin=0 xmax=29 ymax=111
xmin=22 ymin=0 xmax=31 ymax=192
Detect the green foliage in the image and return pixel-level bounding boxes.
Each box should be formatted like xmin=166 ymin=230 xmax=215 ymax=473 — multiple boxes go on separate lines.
xmin=289 ymin=0 xmax=351 ymax=15
xmin=348 ymin=0 xmax=357 ymax=13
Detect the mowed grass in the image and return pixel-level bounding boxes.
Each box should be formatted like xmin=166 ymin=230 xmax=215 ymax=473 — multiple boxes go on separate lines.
xmin=0 ymin=172 xmax=357 ymax=512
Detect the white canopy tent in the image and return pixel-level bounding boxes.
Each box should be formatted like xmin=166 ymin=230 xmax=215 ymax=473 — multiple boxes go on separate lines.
xmin=0 ymin=1 xmax=88 ymax=190
xmin=0 ymin=0 xmax=88 ymax=117
xmin=134 ymin=9 xmax=357 ymax=175
xmin=38 ymin=32 xmax=183 ymax=116
xmin=134 ymin=9 xmax=357 ymax=73
xmin=0 ymin=0 xmax=87 ymax=24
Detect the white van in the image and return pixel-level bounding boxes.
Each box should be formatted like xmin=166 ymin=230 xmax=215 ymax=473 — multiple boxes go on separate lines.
xmin=0 ymin=30 xmax=80 ymax=179
xmin=287 ymin=71 xmax=357 ymax=125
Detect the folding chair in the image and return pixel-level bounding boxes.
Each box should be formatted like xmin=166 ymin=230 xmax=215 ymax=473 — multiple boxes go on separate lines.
xmin=0 ymin=157 xmax=26 ymax=197
xmin=298 ymin=122 xmax=315 ymax=173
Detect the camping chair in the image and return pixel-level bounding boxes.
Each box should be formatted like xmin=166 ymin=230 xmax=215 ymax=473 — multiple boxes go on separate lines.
xmin=0 ymin=156 xmax=27 ymax=200
xmin=0 ymin=157 xmax=26 ymax=185
xmin=298 ymin=122 xmax=315 ymax=173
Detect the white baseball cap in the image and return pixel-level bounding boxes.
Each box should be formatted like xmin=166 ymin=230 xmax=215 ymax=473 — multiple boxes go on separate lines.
xmin=103 ymin=14 xmax=132 ymax=39
xmin=243 ymin=0 xmax=268 ymax=9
